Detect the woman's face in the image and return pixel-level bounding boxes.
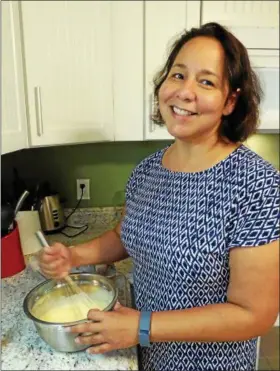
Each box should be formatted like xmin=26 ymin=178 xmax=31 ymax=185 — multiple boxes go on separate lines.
xmin=158 ymin=36 xmax=237 ymax=141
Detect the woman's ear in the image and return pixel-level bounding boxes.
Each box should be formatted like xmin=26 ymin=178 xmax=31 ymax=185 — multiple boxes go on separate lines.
xmin=223 ymin=88 xmax=241 ymax=116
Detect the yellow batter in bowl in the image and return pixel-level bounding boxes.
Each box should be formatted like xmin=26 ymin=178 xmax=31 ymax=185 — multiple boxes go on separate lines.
xmin=31 ymin=284 xmax=114 ymax=323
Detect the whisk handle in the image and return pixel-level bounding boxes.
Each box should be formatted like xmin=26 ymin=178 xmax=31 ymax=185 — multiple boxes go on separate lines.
xmin=35 ymin=230 xmax=50 ymax=248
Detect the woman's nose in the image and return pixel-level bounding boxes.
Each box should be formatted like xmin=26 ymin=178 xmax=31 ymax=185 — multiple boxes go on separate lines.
xmin=176 ymin=80 xmax=196 ymax=101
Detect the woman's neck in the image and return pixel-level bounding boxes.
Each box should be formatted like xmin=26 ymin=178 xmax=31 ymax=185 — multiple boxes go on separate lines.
xmin=163 ymin=137 xmax=239 ymax=173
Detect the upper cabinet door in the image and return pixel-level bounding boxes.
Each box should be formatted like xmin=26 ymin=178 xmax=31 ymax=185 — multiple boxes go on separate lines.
xmin=144 ymin=1 xmax=200 ymax=140
xmin=201 ymin=1 xmax=279 ymax=49
xmin=21 ymin=1 xmax=114 ymax=146
xmin=2 ymin=1 xmax=28 ymax=155
xmin=201 ymin=1 xmax=279 ymax=68
xmin=256 ymin=68 xmax=279 ymax=132
xmin=112 ymin=1 xmax=144 ymax=141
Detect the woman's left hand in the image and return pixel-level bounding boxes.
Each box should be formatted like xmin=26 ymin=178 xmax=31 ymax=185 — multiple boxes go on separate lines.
xmin=66 ymin=302 xmax=140 ymax=354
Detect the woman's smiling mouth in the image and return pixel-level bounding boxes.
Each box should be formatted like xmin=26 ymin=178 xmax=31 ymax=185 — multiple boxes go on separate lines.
xmin=171 ymin=105 xmax=198 ymax=118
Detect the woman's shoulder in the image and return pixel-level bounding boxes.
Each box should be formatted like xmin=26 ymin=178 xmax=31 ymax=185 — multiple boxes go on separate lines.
xmin=227 ymin=145 xmax=279 ymax=248
xmin=232 ymin=144 xmax=279 ymax=192
xmin=131 ymin=146 xmax=168 ymax=177
xmin=236 ymin=145 xmax=278 ymax=174
xmin=125 ymin=146 xmax=169 ymax=195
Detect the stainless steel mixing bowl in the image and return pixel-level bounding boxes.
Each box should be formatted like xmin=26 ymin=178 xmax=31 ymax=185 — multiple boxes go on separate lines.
xmin=23 ymin=273 xmax=118 ymax=352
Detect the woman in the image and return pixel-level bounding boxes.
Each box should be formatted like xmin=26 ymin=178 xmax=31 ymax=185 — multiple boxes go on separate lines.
xmin=39 ymin=23 xmax=279 ymax=371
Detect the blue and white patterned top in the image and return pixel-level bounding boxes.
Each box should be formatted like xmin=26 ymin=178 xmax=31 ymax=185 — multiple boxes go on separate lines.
xmin=121 ymin=144 xmax=279 ymax=371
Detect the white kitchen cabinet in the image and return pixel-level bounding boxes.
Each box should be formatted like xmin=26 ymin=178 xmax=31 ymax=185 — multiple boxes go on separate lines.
xmin=204 ymin=1 xmax=280 ymax=132
xmin=20 ymin=1 xmax=144 ymax=146
xmin=112 ymin=1 xmax=144 ymax=141
xmin=201 ymin=1 xmax=279 ymax=68
xmin=1 ymin=1 xmax=28 ymax=155
xmin=20 ymin=1 xmax=114 ymax=146
xmin=256 ymin=68 xmax=279 ymax=132
xmin=201 ymin=2 xmax=279 ymax=49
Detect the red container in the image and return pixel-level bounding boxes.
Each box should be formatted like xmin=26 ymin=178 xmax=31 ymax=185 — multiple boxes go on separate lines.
xmin=1 ymin=222 xmax=26 ymax=278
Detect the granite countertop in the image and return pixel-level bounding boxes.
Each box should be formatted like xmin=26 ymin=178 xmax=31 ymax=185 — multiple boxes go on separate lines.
xmin=1 ymin=208 xmax=137 ymax=370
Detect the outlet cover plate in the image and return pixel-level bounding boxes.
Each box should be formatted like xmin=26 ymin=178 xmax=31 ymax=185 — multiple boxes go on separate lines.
xmin=76 ymin=179 xmax=90 ymax=200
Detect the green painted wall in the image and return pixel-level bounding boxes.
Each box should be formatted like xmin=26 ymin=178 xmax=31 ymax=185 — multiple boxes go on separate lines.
xmin=1 ymin=134 xmax=279 ymax=208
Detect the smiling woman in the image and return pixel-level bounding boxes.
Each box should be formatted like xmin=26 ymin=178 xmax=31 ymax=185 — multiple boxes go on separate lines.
xmin=152 ymin=22 xmax=262 ymax=144
xmin=38 ymin=22 xmax=279 ymax=371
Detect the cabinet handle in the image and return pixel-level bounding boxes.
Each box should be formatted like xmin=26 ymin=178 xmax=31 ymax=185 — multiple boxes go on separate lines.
xmin=34 ymin=86 xmax=43 ymax=136
xmin=149 ymin=93 xmax=156 ymax=133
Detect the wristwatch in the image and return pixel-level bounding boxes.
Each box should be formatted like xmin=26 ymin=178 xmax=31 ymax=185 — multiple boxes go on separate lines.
xmin=139 ymin=311 xmax=152 ymax=347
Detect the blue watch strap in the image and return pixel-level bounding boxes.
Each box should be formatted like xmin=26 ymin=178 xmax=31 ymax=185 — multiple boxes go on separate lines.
xmin=139 ymin=311 xmax=152 ymax=347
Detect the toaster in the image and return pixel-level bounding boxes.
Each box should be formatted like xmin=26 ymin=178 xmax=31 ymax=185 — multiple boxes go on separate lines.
xmin=39 ymin=195 xmax=65 ymax=233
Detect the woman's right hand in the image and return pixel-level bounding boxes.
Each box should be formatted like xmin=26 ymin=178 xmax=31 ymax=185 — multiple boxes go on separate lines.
xmin=38 ymin=242 xmax=72 ymax=279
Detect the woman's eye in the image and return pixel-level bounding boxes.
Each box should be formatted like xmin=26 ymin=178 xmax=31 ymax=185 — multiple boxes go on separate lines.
xmin=200 ymin=79 xmax=214 ymax=87
xmin=171 ymin=73 xmax=184 ymax=80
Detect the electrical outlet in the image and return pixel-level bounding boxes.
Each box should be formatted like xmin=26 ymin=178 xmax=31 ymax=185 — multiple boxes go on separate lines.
xmin=76 ymin=179 xmax=90 ymax=200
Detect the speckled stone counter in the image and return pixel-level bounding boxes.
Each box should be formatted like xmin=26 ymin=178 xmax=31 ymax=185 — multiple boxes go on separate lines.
xmin=1 ymin=208 xmax=137 ymax=370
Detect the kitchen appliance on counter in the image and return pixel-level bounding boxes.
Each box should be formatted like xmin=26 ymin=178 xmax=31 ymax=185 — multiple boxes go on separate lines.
xmin=39 ymin=194 xmax=65 ymax=234
xmin=32 ymin=181 xmax=87 ymax=237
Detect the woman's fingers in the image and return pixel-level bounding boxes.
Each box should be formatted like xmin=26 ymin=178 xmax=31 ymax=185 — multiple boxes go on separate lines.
xmin=38 ymin=268 xmax=68 ymax=280
xmin=38 ymin=243 xmax=71 ymax=278
xmin=66 ymin=308 xmax=139 ymax=355
xmin=40 ymin=259 xmax=60 ymax=270
xmin=87 ymin=309 xmax=104 ymax=321
xmin=87 ymin=343 xmax=112 ymax=354
xmin=65 ymin=321 xmax=103 ymax=335
xmin=39 ymin=260 xmax=67 ymax=274
xmin=113 ymin=301 xmax=122 ymax=311
xmin=75 ymin=333 xmax=104 ymax=345
xmin=41 ymin=243 xmax=64 ymax=256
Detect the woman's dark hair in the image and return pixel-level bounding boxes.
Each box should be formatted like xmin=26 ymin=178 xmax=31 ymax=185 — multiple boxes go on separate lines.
xmin=151 ymin=22 xmax=263 ymax=142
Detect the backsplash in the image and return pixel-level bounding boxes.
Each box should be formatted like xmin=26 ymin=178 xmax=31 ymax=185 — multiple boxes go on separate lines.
xmin=1 ymin=134 xmax=279 ymax=208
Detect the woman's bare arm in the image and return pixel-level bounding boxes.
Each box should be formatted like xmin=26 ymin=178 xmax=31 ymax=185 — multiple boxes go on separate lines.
xmin=70 ymin=209 xmax=129 ymax=268
xmin=149 ymin=240 xmax=279 ymax=342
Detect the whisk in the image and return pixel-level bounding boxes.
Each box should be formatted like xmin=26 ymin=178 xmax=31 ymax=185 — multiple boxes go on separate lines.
xmin=61 ymin=278 xmax=93 ymax=320
xmin=35 ymin=231 xmax=96 ymax=313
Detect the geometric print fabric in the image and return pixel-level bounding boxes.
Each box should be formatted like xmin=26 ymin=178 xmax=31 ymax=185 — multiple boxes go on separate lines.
xmin=121 ymin=144 xmax=279 ymax=371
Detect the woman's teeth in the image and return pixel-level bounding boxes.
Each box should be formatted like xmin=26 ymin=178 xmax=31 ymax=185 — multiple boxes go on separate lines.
xmin=172 ymin=106 xmax=196 ymax=116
